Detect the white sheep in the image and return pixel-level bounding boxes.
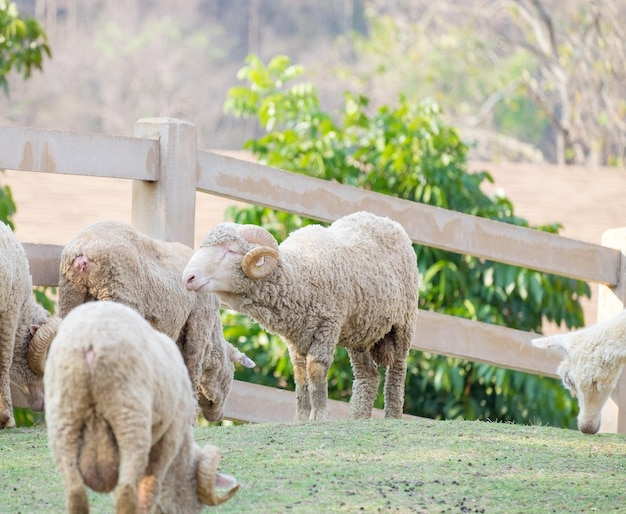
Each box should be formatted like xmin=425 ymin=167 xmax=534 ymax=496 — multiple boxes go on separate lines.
xmin=0 ymin=221 xmax=60 ymax=428
xmin=182 ymin=211 xmax=420 ymax=421
xmin=45 ymin=301 xmax=239 ymax=513
xmin=47 ymin=220 xmax=254 ymax=422
xmin=532 ymin=309 xmax=626 ymax=434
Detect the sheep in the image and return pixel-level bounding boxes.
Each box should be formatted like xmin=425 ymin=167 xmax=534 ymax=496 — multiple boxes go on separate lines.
xmin=182 ymin=211 xmax=420 ymax=421
xmin=532 ymin=309 xmax=626 ymax=434
xmin=43 ymin=220 xmax=254 ymax=422
xmin=0 ymin=221 xmax=60 ymax=428
xmin=45 ymin=301 xmax=239 ymax=513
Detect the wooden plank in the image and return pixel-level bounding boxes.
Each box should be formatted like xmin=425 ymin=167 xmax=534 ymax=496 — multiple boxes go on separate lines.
xmin=223 ymin=380 xmax=418 ymax=423
xmin=23 ymin=243 xmax=63 ymax=287
xmin=413 ymin=311 xmax=560 ymax=378
xmin=0 ymin=126 xmax=159 ymax=180
xmin=197 ymin=151 xmax=619 ymax=286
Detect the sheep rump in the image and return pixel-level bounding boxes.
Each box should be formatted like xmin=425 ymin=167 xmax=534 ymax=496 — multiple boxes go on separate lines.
xmin=56 ymin=220 xmax=254 ymax=422
xmin=45 ymin=301 xmax=239 ymax=513
xmin=183 ymin=211 xmax=420 ymax=421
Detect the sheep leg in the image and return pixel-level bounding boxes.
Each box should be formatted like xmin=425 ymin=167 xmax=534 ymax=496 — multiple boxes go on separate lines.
xmin=288 ymin=348 xmax=311 ymax=421
xmin=383 ymin=325 xmax=411 ymax=418
xmin=347 ymin=348 xmax=379 ymax=419
xmin=0 ymin=312 xmax=18 ymax=428
xmin=48 ymin=420 xmax=90 ymax=513
xmin=109 ymin=413 xmax=152 ymax=514
xmin=306 ymin=352 xmax=332 ymax=421
xmin=137 ymin=424 xmax=185 ymax=513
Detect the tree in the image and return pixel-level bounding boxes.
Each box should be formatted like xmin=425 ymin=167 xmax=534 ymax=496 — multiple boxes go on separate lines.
xmin=481 ymin=0 xmax=626 ymax=165
xmin=346 ymin=0 xmax=626 ymax=165
xmin=223 ymin=54 xmax=589 ymax=428
xmin=0 ymin=0 xmax=50 ymax=95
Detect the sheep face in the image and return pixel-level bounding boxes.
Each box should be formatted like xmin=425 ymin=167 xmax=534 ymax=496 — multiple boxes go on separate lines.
xmin=183 ymin=224 xmax=280 ymax=300
xmin=186 ymin=213 xmax=419 ymax=422
xmin=533 ymin=330 xmax=624 ymax=435
xmin=556 ymin=356 xmax=612 ymax=435
xmin=183 ymin=242 xmax=243 ymax=295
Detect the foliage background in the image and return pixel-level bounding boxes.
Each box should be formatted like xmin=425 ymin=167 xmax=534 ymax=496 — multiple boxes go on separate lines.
xmin=0 ymin=2 xmax=607 ymax=429
xmin=1 ymin=0 xmax=51 ymax=426
xmin=225 ymin=55 xmax=588 ymax=428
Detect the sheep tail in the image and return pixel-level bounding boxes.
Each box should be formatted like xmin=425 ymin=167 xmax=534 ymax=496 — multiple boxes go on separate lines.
xmin=78 ymin=417 xmax=120 ymax=493
xmin=370 ymin=331 xmax=396 ymax=368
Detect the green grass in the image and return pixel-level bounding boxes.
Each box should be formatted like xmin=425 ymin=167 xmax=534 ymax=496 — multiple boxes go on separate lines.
xmin=1 ymin=419 xmax=625 ymax=513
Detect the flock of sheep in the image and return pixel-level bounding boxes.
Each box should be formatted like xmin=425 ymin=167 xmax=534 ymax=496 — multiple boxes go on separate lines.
xmin=1 ymin=210 xmax=424 ymax=512
xmin=1 ymin=207 xmax=623 ymax=511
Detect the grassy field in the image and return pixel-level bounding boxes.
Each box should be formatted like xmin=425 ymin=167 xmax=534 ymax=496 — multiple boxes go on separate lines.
xmin=0 ymin=418 xmax=624 ymax=513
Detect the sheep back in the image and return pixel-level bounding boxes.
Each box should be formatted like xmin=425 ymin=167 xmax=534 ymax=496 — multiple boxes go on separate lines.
xmin=241 ymin=211 xmax=419 ymax=354
xmin=58 ymin=221 xmax=222 ymax=393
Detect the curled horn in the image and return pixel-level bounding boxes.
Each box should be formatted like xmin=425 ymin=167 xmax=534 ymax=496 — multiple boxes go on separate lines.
xmin=196 ymin=445 xmax=240 ymax=506
xmin=27 ymin=316 xmax=62 ymax=376
xmin=237 ymin=224 xmax=279 ymax=251
xmin=238 ymin=225 xmax=280 ymax=279
xmin=241 ymin=247 xmax=279 ymax=279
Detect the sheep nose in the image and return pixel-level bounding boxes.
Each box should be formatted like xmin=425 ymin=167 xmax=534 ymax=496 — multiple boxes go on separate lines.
xmin=183 ymin=273 xmax=196 ymax=290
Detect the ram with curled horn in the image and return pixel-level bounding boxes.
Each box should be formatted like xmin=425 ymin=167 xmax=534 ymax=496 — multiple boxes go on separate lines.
xmin=183 ymin=211 xmax=420 ymax=421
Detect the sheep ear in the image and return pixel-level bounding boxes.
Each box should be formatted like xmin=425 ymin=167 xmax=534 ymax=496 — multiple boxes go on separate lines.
xmin=196 ymin=445 xmax=239 ymax=506
xmin=227 ymin=343 xmax=256 ymax=368
xmin=532 ymin=335 xmax=570 ymax=355
xmin=241 ymin=246 xmax=279 ymax=279
xmin=235 ymin=352 xmax=256 ymax=369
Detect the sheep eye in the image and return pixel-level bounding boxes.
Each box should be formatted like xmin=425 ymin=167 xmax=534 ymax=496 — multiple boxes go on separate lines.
xmin=563 ymin=371 xmax=576 ymax=392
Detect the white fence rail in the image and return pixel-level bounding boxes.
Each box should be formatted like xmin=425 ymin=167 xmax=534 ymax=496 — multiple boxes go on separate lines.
xmin=2 ymin=118 xmax=625 ymax=431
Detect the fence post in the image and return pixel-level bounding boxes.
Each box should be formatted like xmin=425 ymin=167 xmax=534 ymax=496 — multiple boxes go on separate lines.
xmin=597 ymin=228 xmax=626 ymax=433
xmin=131 ymin=118 xmax=197 ymax=246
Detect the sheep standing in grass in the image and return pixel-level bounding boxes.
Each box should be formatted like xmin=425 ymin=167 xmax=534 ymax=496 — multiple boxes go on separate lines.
xmin=532 ymin=309 xmax=626 ymax=434
xmin=45 ymin=301 xmax=239 ymax=513
xmin=183 ymin=211 xmax=419 ymax=421
xmin=50 ymin=220 xmax=254 ymax=422
xmin=0 ymin=221 xmax=60 ymax=428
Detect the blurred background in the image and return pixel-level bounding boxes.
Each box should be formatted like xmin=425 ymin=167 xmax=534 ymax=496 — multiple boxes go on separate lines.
xmin=2 ymin=0 xmax=625 ymax=165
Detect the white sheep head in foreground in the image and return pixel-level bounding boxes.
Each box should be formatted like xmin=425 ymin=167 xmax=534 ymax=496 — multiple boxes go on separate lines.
xmin=45 ymin=301 xmax=239 ymax=513
xmin=532 ymin=309 xmax=626 ymax=434
xmin=0 ymin=221 xmax=61 ymax=428
xmin=183 ymin=211 xmax=420 ymax=421
xmin=50 ymin=220 xmax=255 ymax=423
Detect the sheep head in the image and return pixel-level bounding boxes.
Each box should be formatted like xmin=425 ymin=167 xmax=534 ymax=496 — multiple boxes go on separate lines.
xmin=532 ymin=332 xmax=620 ymax=435
xmin=27 ymin=316 xmax=62 ymax=377
xmin=183 ymin=223 xmax=280 ymax=295
xmin=199 ymin=344 xmax=256 ymax=422
xmin=195 ymin=445 xmax=239 ymax=506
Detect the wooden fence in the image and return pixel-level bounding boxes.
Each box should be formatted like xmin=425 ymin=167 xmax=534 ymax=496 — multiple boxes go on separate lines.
xmin=2 ymin=118 xmax=626 ymax=431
